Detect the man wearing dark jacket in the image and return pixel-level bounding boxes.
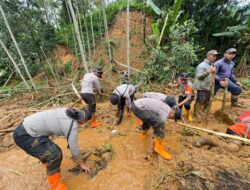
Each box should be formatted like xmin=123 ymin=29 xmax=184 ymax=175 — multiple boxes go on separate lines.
xmin=214 ymin=48 xmax=242 ymax=107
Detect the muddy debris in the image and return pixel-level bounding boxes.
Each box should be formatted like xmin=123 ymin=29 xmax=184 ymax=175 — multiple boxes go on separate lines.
xmin=68 ymin=144 xmax=114 ymax=178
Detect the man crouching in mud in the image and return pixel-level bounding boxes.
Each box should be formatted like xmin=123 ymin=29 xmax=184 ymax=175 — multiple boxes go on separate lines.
xmin=195 ymin=111 xmax=250 ymax=152
xmin=131 ymin=98 xmax=182 ymax=160
xmin=13 ymin=108 xmax=92 ymax=190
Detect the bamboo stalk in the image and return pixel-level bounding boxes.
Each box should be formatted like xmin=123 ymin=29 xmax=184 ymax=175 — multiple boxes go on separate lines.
xmin=0 ymin=3 xmax=36 ymax=91
xmin=221 ymin=78 xmax=229 ymax=112
xmin=0 ymin=39 xmax=30 ymax=89
xmin=175 ymin=121 xmax=250 ymax=144
xmin=71 ymin=82 xmax=86 ymax=107
xmin=114 ymin=60 xmax=142 ymax=72
xmin=126 ymin=0 xmax=131 ymax=78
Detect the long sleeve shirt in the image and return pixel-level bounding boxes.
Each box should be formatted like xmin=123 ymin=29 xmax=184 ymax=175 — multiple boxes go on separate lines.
xmin=193 ymin=59 xmax=214 ymax=91
xmin=133 ymin=98 xmax=171 ymax=123
xmin=214 ymin=58 xmax=237 ymax=83
xmin=113 ymin=84 xmax=136 ymax=108
xmin=81 ymin=72 xmax=101 ymax=94
xmin=23 ymin=108 xmax=82 ymax=162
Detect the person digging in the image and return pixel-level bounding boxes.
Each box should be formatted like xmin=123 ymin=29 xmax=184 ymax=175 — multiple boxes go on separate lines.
xmin=131 ymin=98 xmax=182 ymax=160
xmin=169 ymin=73 xmax=194 ymax=121
xmin=13 ymin=108 xmax=92 ymax=190
xmin=81 ymin=67 xmax=103 ymax=128
xmin=110 ymin=83 xmax=136 ymax=125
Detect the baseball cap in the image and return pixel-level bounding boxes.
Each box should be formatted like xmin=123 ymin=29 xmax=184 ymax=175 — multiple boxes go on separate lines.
xmin=226 ymin=48 xmax=237 ymax=53
xmin=207 ymin=50 xmax=220 ymax=56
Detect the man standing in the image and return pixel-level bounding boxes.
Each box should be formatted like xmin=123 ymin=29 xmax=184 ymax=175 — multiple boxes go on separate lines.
xmin=81 ymin=67 xmax=103 ymax=127
xmin=13 ymin=108 xmax=92 ymax=190
xmin=214 ymin=48 xmax=242 ymax=107
xmin=110 ymin=83 xmax=136 ymax=125
xmin=193 ymin=50 xmax=219 ymax=116
xmin=131 ymin=98 xmax=182 ymax=160
xmin=142 ymin=92 xmax=177 ymax=108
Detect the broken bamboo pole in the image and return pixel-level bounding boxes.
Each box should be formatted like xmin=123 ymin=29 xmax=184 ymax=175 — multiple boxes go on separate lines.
xmin=71 ymin=82 xmax=86 ymax=107
xmin=221 ymin=78 xmax=229 ymax=112
xmin=114 ymin=60 xmax=142 ymax=72
xmin=175 ymin=121 xmax=250 ymax=144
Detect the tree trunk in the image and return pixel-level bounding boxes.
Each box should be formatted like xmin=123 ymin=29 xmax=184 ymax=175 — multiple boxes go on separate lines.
xmin=143 ymin=0 xmax=147 ymax=44
xmin=0 ymin=39 xmax=30 ymax=89
xmin=40 ymin=46 xmax=60 ymax=89
xmin=90 ymin=13 xmax=96 ymax=55
xmin=101 ymin=0 xmax=112 ymax=62
xmin=65 ymin=0 xmax=79 ymax=60
xmin=0 ymin=3 xmax=36 ymax=90
xmin=126 ymin=0 xmax=131 ymax=77
xmin=66 ymin=0 xmax=89 ymax=73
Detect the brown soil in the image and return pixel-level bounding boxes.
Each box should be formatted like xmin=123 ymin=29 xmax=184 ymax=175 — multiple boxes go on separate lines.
xmin=0 ymin=90 xmax=249 ymax=190
xmin=93 ymin=11 xmax=153 ymax=71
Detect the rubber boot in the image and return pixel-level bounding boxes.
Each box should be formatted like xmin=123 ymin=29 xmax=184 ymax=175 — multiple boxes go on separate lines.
xmin=48 ymin=172 xmax=68 ymax=190
xmin=90 ymin=114 xmax=102 ymax=128
xmin=231 ymin=95 xmax=244 ymax=107
xmin=153 ymin=138 xmax=172 ymax=160
xmin=137 ymin=119 xmax=143 ymax=127
xmin=140 ymin=131 xmax=147 ymax=140
xmin=186 ymin=110 xmax=193 ymax=121
xmin=202 ymin=103 xmax=209 ymax=115
xmin=114 ymin=110 xmax=124 ymax=125
xmin=193 ymin=104 xmax=201 ymax=117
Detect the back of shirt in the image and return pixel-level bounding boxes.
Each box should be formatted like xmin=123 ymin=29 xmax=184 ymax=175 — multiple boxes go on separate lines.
xmin=81 ymin=72 xmax=101 ymax=94
xmin=23 ymin=108 xmax=75 ymax=138
xmin=143 ymin=92 xmax=167 ymax=102
xmin=113 ymin=84 xmax=135 ymax=96
xmin=134 ymin=98 xmax=171 ymax=122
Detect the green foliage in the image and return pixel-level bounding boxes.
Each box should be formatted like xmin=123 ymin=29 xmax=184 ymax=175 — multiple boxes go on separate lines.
xmin=134 ymin=19 xmax=198 ymax=88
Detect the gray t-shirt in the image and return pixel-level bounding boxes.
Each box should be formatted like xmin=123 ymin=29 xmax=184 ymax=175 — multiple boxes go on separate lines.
xmin=23 ymin=108 xmax=82 ymax=162
xmin=113 ymin=84 xmax=136 ymax=108
xmin=133 ymin=98 xmax=171 ymax=122
xmin=81 ymin=72 xmax=101 ymax=94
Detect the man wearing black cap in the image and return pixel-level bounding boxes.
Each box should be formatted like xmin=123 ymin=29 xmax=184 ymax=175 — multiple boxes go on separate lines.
xmin=193 ymin=50 xmax=219 ymax=116
xmin=214 ymin=48 xmax=242 ymax=107
xmin=13 ymin=108 xmax=92 ymax=190
xmin=110 ymin=83 xmax=136 ymax=125
xmin=131 ymin=98 xmax=182 ymax=160
xmin=81 ymin=67 xmax=103 ymax=127
xmin=169 ymin=73 xmax=194 ymax=121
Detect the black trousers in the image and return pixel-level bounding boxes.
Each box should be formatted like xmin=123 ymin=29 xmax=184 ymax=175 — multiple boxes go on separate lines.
xmin=178 ymin=95 xmax=194 ymax=110
xmin=131 ymin=103 xmax=165 ymax=138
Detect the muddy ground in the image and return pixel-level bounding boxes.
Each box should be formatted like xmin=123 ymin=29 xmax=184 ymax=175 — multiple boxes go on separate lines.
xmin=0 ymin=88 xmax=249 ymax=190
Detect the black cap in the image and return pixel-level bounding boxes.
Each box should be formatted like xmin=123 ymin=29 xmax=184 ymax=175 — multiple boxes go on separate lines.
xmin=66 ymin=108 xmax=92 ymax=121
xmin=174 ymin=108 xmax=182 ymax=121
xmin=110 ymin=93 xmax=119 ymax=105
xmin=94 ymin=67 xmax=103 ymax=74
xmin=179 ymin=73 xmax=189 ymax=80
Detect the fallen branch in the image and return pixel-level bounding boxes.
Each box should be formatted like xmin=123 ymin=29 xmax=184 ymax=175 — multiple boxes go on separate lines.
xmin=114 ymin=60 xmax=142 ymax=72
xmin=71 ymin=82 xmax=86 ymax=107
xmin=174 ymin=121 xmax=250 ymax=144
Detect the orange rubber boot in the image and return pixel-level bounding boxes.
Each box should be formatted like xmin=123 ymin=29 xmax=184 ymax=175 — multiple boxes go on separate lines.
xmin=137 ymin=119 xmax=143 ymax=127
xmin=48 ymin=172 xmax=68 ymax=190
xmin=154 ymin=138 xmax=172 ymax=160
xmin=90 ymin=120 xmax=102 ymax=128
xmin=140 ymin=131 xmax=147 ymax=140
